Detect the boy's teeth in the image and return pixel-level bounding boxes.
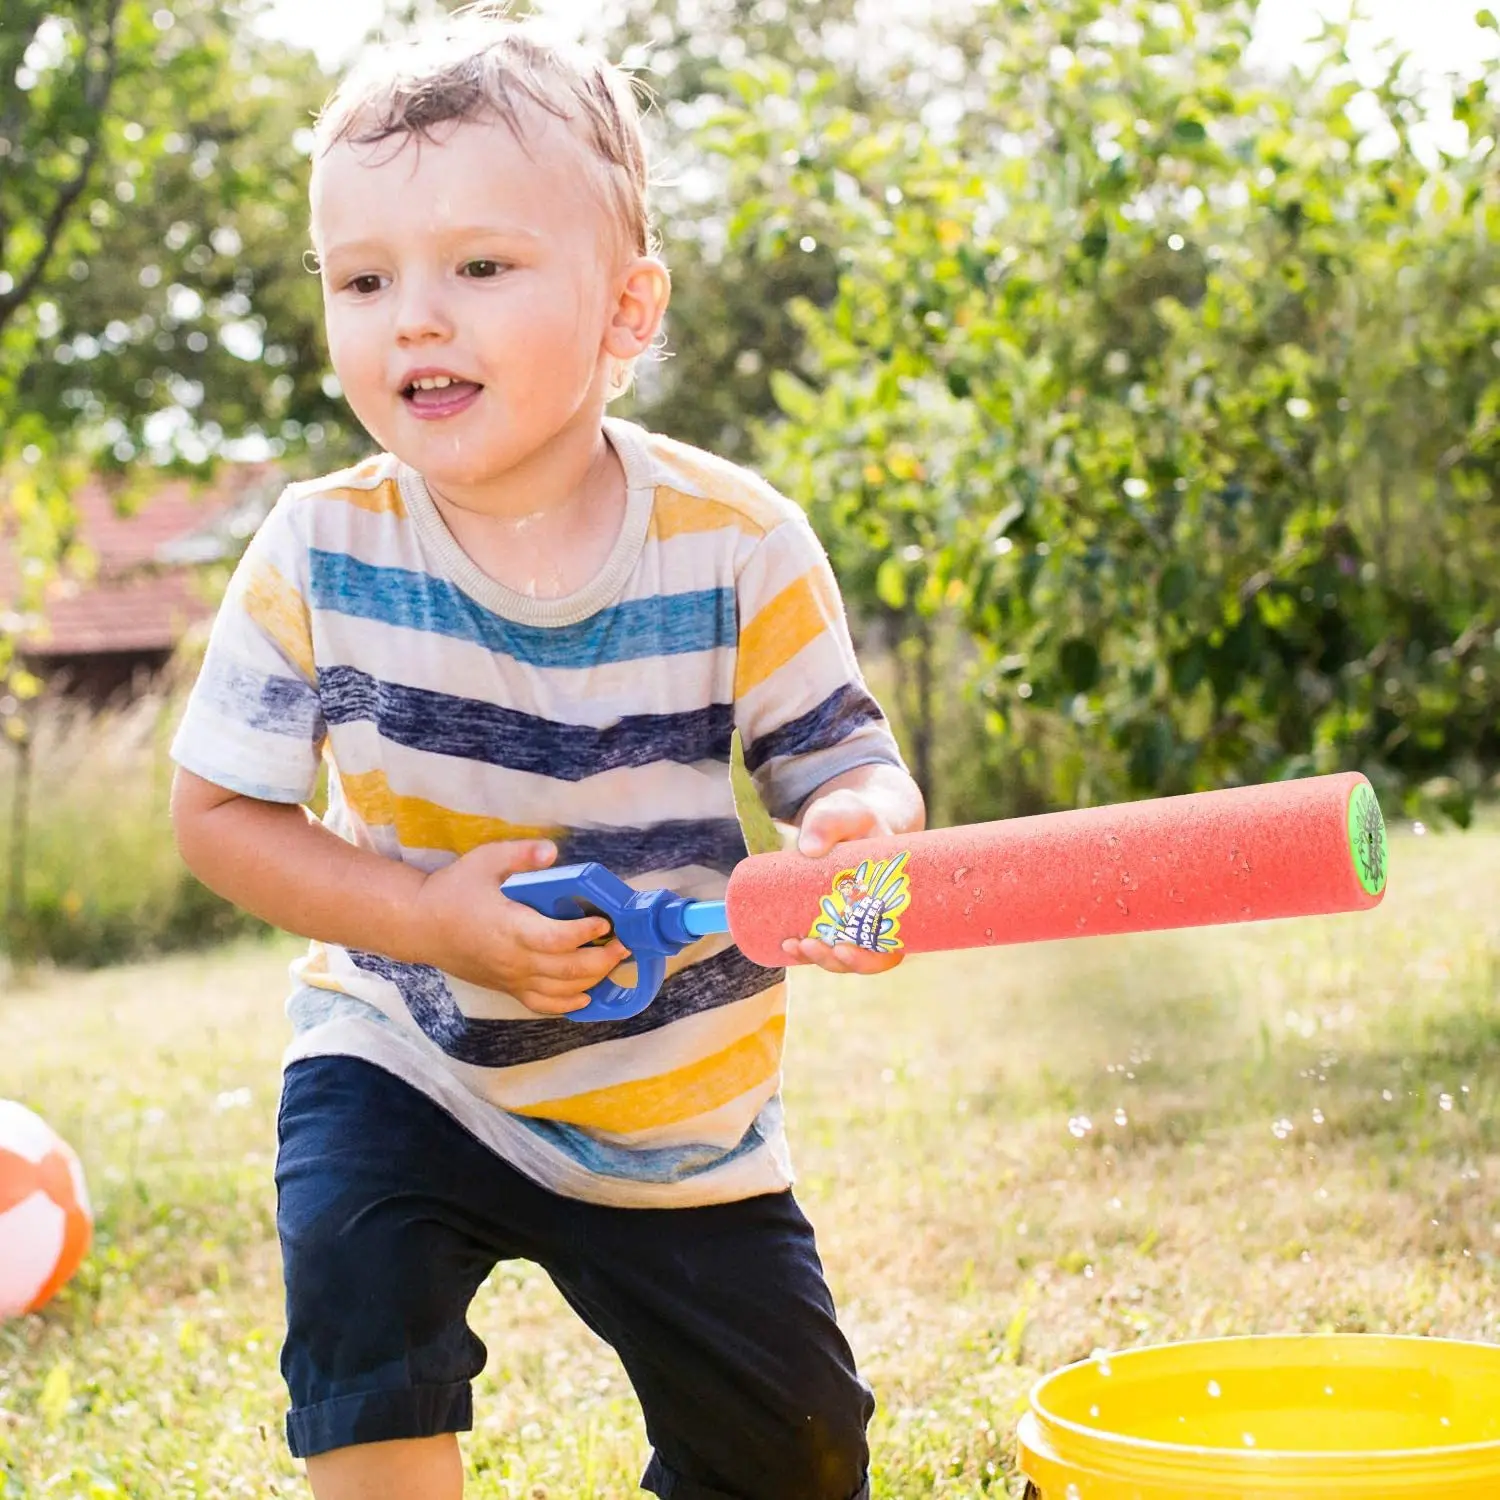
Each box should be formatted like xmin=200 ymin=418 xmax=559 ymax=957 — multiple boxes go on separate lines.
xmin=412 ymin=376 xmax=453 ymax=390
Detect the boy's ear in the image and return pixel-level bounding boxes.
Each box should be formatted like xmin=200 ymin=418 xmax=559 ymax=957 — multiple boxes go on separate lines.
xmin=605 ymin=256 xmax=671 ymax=359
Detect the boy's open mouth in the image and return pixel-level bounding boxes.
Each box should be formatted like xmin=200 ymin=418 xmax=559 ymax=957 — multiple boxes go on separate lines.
xmin=401 ymin=374 xmax=484 ymax=416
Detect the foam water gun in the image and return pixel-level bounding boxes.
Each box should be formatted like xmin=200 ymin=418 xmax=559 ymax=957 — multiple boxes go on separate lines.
xmin=501 ymin=771 xmax=1389 ymax=1023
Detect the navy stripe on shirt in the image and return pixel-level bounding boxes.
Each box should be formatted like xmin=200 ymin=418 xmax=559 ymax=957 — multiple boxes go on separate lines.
xmin=346 ymin=944 xmax=782 ymax=1068
xmin=742 ymin=681 xmax=888 ymax=774
xmin=318 ymin=665 xmax=735 ymax=779
xmin=561 ymin=819 xmax=749 ymax=878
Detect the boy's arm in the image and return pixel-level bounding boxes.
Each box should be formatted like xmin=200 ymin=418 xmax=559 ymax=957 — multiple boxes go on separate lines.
xmin=170 ymin=769 xmax=627 ymax=1010
xmin=731 ymin=511 xmax=921 ymax=975
xmin=171 ymin=769 xmax=431 ymax=962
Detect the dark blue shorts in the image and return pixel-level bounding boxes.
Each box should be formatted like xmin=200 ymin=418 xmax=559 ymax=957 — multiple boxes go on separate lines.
xmin=274 ymin=1055 xmax=873 ymax=1500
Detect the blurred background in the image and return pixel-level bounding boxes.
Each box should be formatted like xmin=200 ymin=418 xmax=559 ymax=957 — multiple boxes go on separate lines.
xmin=1 ymin=0 xmax=1497 ymax=971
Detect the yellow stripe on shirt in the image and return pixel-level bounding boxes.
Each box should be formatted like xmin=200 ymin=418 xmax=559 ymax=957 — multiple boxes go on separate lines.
xmin=339 ymin=769 xmax=561 ymax=854
xmin=291 ymin=942 xmax=348 ymax=994
xmin=647 ymin=444 xmax=790 ymax=532
xmin=316 ymin=478 xmax=406 ymax=518
xmin=650 ymin=486 xmax=769 ymax=543
xmin=513 ymin=1012 xmax=787 ymax=1133
xmin=242 ymin=558 xmax=315 ymax=681
xmin=735 ymin=568 xmax=837 ymax=698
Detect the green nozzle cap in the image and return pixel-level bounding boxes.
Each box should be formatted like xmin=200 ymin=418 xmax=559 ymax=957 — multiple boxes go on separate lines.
xmin=1347 ymin=780 xmax=1388 ymax=897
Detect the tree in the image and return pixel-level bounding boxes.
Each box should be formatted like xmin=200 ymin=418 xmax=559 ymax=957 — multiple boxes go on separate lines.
xmin=705 ymin=0 xmax=1500 ymax=821
xmin=1 ymin=1 xmax=353 ymax=715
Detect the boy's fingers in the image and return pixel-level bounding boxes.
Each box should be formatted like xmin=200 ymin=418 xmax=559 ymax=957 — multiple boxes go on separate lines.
xmin=473 ymin=838 xmax=558 ymax=881
xmin=779 ymin=936 xmax=901 ymax=975
xmin=515 ymin=990 xmax=592 ymax=1015
xmin=528 ymin=943 xmax=630 ymax=984
xmin=506 ymin=907 xmax=614 ymax=954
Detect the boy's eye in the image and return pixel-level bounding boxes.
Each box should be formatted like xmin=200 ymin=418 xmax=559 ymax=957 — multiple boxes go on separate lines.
xmin=462 ymin=259 xmax=506 ymax=279
xmin=345 ymin=274 xmax=386 ymax=295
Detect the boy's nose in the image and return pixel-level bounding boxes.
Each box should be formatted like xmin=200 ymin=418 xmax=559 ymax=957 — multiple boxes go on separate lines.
xmin=394 ymin=285 xmax=454 ymax=344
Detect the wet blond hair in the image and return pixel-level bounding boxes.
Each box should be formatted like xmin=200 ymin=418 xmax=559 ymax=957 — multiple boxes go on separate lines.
xmin=313 ymin=3 xmax=658 ymax=263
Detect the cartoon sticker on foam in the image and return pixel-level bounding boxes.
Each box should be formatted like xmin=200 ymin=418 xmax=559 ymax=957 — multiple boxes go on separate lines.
xmin=810 ymin=852 xmax=912 ymax=954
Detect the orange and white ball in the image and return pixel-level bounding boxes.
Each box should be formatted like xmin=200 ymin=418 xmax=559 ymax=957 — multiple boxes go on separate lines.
xmin=0 ymin=1100 xmax=92 ymax=1317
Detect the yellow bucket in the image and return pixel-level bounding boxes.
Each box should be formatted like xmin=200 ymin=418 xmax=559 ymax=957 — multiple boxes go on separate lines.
xmin=1017 ymin=1335 xmax=1500 ymax=1498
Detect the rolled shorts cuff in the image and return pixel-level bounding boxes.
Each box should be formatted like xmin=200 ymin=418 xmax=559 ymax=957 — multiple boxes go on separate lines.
xmin=641 ymin=1453 xmax=871 ymax=1500
xmin=286 ymin=1380 xmax=473 ymax=1459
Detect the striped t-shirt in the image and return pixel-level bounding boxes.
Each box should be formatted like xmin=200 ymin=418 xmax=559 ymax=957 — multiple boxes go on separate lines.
xmin=171 ymin=417 xmax=904 ymax=1207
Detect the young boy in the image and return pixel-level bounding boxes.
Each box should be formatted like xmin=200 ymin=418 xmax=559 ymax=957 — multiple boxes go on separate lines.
xmin=169 ymin=8 xmax=923 ymax=1498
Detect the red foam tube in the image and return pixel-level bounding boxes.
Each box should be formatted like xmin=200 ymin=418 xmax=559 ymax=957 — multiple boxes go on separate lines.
xmin=725 ymin=772 xmax=1389 ymax=968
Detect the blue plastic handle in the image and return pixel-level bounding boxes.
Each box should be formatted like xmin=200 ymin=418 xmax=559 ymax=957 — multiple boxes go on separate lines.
xmin=500 ymin=862 xmax=726 ymax=1023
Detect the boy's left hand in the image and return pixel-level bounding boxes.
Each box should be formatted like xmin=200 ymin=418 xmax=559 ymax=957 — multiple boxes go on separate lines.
xmin=781 ymin=788 xmax=904 ymax=976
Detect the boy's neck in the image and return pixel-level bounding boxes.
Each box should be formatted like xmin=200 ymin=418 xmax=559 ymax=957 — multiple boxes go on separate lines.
xmin=424 ymin=404 xmax=614 ymax=522
xmin=419 ymin=409 xmax=629 ymax=600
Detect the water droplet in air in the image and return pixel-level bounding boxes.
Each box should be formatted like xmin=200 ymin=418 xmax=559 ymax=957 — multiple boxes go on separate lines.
xmin=1069 ymin=1115 xmax=1093 ymax=1139
xmin=1325 ymin=1386 xmax=1335 ymax=1396
xmin=1382 ymin=1089 xmax=1394 ymax=1102
xmin=1440 ymin=1093 xmax=1454 ymax=1112
xmin=1312 ymin=1108 xmax=1325 ymax=1125
xmin=1242 ymin=1432 xmax=1257 ymax=1447
xmin=1114 ymin=1108 xmax=1128 ymax=1126
xmin=1065 ymin=1486 xmax=1082 ymax=1500
xmin=1207 ymin=1380 xmax=1222 ymax=1398
xmin=1089 ymin=1404 xmax=1100 ymax=1419
xmin=1272 ymin=1118 xmax=1294 ymax=1140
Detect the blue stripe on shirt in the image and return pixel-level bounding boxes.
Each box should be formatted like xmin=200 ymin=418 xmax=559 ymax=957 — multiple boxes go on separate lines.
xmin=346 ymin=945 xmax=781 ymax=1068
xmin=511 ymin=1095 xmax=784 ymax=1183
xmin=318 ymin=665 xmax=735 ymax=778
xmin=308 ymin=550 xmax=736 ymax=667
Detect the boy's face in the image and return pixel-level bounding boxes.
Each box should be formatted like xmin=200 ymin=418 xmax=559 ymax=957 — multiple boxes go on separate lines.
xmin=311 ymin=109 xmax=647 ymax=491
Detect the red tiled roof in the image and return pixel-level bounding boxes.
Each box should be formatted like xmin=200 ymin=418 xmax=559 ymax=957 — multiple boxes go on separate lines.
xmin=0 ymin=464 xmax=281 ymax=659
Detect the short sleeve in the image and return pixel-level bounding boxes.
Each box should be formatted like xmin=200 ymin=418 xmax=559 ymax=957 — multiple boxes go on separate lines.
xmin=733 ymin=516 xmax=906 ymax=822
xmin=169 ymin=491 xmax=326 ymax=804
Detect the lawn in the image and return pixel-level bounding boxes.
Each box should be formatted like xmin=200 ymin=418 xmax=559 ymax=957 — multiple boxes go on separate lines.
xmin=3 ymin=822 xmax=1499 ymax=1497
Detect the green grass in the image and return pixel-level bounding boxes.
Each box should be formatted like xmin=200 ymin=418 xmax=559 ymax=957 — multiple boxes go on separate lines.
xmin=3 ymin=824 xmax=1499 ymax=1496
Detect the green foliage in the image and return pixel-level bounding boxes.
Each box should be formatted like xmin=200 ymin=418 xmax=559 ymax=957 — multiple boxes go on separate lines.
xmin=604 ymin=0 xmax=891 ymax=455
xmin=703 ymin=0 xmax=1500 ymax=819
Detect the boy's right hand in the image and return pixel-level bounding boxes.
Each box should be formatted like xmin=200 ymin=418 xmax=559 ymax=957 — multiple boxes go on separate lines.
xmin=410 ymin=840 xmax=629 ymax=1015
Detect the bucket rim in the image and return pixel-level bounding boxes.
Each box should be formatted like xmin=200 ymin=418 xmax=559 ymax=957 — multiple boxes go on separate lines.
xmin=1025 ymin=1333 xmax=1500 ymax=1478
